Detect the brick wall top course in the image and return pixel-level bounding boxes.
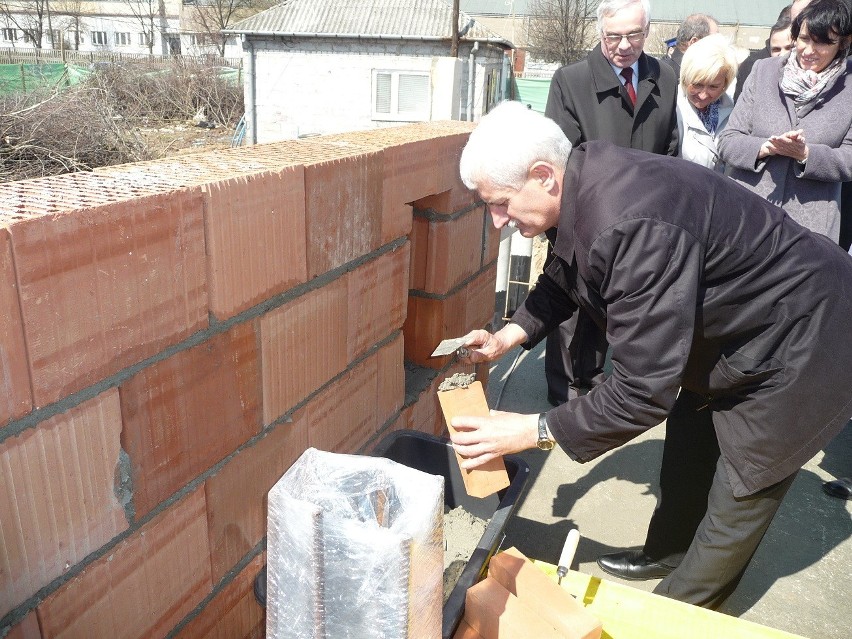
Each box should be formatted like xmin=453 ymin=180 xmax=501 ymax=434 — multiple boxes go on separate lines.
xmin=0 ymin=172 xmax=170 ymax=218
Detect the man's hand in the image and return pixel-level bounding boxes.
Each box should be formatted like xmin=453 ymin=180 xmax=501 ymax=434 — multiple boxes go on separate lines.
xmin=459 ymin=323 xmax=529 ymax=364
xmin=449 ymin=411 xmax=540 ymax=469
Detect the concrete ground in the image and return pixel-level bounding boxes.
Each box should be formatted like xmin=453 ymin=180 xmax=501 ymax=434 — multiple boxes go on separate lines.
xmin=486 ymin=340 xmax=852 ymax=639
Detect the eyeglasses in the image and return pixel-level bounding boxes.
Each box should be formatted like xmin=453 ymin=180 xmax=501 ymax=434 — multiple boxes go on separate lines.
xmin=603 ymin=31 xmax=646 ymax=45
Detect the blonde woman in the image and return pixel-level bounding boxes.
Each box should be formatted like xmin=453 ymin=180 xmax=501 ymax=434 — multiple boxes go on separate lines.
xmin=675 ymin=34 xmax=739 ymax=171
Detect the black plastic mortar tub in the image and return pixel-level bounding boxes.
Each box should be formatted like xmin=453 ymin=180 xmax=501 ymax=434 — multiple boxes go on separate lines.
xmin=253 ymin=429 xmax=530 ymax=639
xmin=372 ymin=429 xmax=530 ymax=639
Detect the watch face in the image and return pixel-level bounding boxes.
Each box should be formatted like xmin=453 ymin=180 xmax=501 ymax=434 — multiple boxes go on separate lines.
xmin=537 ymin=439 xmax=555 ymax=451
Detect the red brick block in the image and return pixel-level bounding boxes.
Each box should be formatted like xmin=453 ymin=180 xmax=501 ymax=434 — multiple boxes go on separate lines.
xmin=4 ymin=611 xmax=41 ymax=639
xmin=432 ymin=132 xmax=474 ymax=193
xmin=464 ymin=576 xmax=565 ymax=639
xmin=404 ymin=396 xmax=443 ymax=438
xmin=414 ymin=187 xmax=478 ymax=217
xmin=0 ymin=390 xmax=128 ymax=618
xmin=37 ymin=487 xmax=212 ymax=639
xmin=408 ymin=215 xmax=429 ymax=290
xmin=120 ymin=322 xmax=260 ymax=518
xmin=347 ymin=243 xmax=410 ymax=360
xmin=465 ymin=263 xmax=499 ymax=331
xmin=204 ymin=414 xmax=308 ymax=582
xmin=480 ymin=207 xmax=501 ymax=266
xmin=0 ymin=226 xmax=31 ymax=425
xmin=409 ymin=210 xmax=485 ymax=295
xmin=174 ymin=554 xmax=265 ymax=639
xmin=316 ymin=128 xmax=444 ymax=243
xmin=259 ymin=276 xmax=349 ymax=425
xmin=203 ymin=167 xmax=308 ymax=320
xmin=304 ymin=154 xmax=382 ymax=279
xmin=376 ymin=334 xmax=404 ymax=428
xmin=488 ymin=547 xmax=602 ymax=639
xmin=403 ymin=293 xmax=467 ymax=368
xmin=9 ymin=190 xmax=207 ymax=407
xmin=306 ymin=354 xmax=378 ymax=454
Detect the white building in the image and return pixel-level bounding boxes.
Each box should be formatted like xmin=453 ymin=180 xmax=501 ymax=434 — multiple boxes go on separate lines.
xmin=0 ymin=0 xmax=243 ymax=59
xmin=225 ymin=0 xmax=514 ymax=144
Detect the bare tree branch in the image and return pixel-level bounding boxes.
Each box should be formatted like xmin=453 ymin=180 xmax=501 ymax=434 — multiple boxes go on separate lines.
xmin=528 ymin=0 xmax=600 ymax=66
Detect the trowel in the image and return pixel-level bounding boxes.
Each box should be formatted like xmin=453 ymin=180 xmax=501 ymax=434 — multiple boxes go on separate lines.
xmin=430 ymin=336 xmax=470 ymax=359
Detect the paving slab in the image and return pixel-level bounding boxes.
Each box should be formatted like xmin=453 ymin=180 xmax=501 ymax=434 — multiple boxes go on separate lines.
xmin=487 ymin=340 xmax=852 ymax=639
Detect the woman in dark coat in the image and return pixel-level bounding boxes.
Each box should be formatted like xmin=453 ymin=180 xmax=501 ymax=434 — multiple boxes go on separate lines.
xmin=718 ymin=0 xmax=852 ymax=242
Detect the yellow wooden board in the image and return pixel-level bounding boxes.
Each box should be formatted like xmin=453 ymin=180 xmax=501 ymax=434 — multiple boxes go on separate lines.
xmin=532 ymin=562 xmax=809 ymax=639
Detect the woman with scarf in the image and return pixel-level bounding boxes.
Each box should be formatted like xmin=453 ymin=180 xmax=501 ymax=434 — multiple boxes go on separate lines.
xmin=718 ymin=0 xmax=852 ymax=241
xmin=676 ymin=34 xmax=739 ymax=171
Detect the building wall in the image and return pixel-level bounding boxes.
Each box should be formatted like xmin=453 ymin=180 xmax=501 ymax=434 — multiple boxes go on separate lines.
xmin=0 ymin=0 xmax=243 ymax=58
xmin=245 ymin=37 xmax=507 ymax=143
xmin=0 ymin=121 xmax=497 ymax=637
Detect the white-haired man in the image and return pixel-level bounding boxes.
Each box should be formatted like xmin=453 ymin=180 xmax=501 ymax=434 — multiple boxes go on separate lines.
xmin=542 ymin=0 xmax=678 ymax=411
xmin=452 ymin=101 xmax=852 ymax=608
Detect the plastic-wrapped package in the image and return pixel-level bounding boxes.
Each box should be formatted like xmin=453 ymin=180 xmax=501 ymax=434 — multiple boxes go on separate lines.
xmin=267 ymin=447 xmax=444 ymax=639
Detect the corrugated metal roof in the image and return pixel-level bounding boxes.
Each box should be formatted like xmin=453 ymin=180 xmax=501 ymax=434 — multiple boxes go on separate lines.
xmin=460 ymin=1 xmax=786 ymax=27
xmin=227 ymin=0 xmax=513 ymax=47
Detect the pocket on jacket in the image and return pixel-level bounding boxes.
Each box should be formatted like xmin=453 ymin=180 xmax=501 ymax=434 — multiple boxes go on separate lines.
xmin=709 ymin=352 xmax=784 ymax=392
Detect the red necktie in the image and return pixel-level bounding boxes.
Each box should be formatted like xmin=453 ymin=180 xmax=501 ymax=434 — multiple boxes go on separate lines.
xmin=620 ymin=67 xmax=637 ymax=106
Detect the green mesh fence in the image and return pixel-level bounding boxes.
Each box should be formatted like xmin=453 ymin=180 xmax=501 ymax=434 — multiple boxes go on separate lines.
xmin=0 ymin=63 xmax=89 ymax=95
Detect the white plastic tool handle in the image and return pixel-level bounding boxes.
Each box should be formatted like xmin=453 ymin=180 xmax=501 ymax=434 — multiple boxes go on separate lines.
xmin=558 ymin=528 xmax=581 ymax=571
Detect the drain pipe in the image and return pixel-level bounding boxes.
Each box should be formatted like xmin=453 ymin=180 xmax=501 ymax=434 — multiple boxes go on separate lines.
xmin=467 ymin=41 xmax=479 ymax=121
xmin=243 ymin=34 xmax=257 ymax=145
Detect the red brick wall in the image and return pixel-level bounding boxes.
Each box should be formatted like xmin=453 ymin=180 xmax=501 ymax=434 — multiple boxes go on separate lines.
xmin=0 ymin=120 xmax=495 ymax=637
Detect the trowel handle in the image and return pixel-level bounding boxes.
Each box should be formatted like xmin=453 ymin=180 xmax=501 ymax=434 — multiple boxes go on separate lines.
xmin=558 ymin=528 xmax=581 ymax=572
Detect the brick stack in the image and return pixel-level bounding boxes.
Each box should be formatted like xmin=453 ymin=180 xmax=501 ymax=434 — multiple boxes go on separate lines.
xmin=0 ymin=119 xmax=500 ymax=638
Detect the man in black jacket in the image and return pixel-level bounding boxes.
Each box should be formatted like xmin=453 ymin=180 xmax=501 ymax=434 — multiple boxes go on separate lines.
xmin=542 ymin=0 xmax=678 ymax=407
xmin=452 ymin=101 xmax=852 ymax=609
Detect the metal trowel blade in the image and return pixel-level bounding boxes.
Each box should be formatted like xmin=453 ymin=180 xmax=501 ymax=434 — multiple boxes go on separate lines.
xmin=430 ymin=337 xmax=468 ymax=357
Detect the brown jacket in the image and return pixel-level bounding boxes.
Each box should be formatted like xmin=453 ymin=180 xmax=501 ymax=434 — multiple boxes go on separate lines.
xmin=512 ymin=142 xmax=852 ymax=496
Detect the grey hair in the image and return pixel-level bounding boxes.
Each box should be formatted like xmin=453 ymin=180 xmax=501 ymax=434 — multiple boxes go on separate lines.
xmin=597 ymin=0 xmax=652 ymax=33
xmin=675 ymin=13 xmax=719 ymax=46
xmin=459 ymin=101 xmax=573 ymax=191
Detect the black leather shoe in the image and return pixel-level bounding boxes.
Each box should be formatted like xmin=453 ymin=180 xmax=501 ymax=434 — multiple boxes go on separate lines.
xmin=822 ymin=478 xmax=852 ymax=500
xmin=597 ymin=550 xmax=675 ymax=581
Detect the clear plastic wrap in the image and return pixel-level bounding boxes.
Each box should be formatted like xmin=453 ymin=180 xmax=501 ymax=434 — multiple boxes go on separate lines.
xmin=267 ymin=447 xmax=444 ymax=639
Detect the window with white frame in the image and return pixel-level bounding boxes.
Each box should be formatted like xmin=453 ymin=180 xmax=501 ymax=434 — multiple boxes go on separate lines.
xmin=1 ymin=28 xmax=17 ymax=42
xmin=372 ymin=70 xmax=431 ymax=122
xmin=115 ymin=32 xmax=131 ymax=46
xmin=138 ymin=32 xmax=149 ymax=46
xmin=189 ymin=33 xmax=207 ymax=46
xmin=91 ymin=31 xmax=108 ymax=46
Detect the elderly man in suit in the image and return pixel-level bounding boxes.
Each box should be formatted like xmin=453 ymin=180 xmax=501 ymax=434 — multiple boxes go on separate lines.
xmin=542 ymin=0 xmax=679 ymax=408
xmin=451 ymin=101 xmax=852 ymax=609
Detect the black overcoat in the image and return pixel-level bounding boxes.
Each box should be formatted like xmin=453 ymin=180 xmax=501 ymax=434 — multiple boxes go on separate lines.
xmin=511 ymin=142 xmax=852 ymax=497
xmin=545 ymin=46 xmax=679 ymax=156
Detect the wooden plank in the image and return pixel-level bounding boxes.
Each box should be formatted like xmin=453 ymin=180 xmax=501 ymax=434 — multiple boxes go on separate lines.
xmin=437 ymin=381 xmax=510 ymax=498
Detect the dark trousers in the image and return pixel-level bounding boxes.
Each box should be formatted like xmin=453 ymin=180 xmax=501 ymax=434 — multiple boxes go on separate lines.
xmin=544 ymin=310 xmax=608 ymax=402
xmin=839 ymin=181 xmax=851 ymax=252
xmin=643 ymin=390 xmax=797 ymax=609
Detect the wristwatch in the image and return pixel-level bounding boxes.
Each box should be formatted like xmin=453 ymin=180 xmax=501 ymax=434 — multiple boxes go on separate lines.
xmin=537 ymin=413 xmax=555 ymax=450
